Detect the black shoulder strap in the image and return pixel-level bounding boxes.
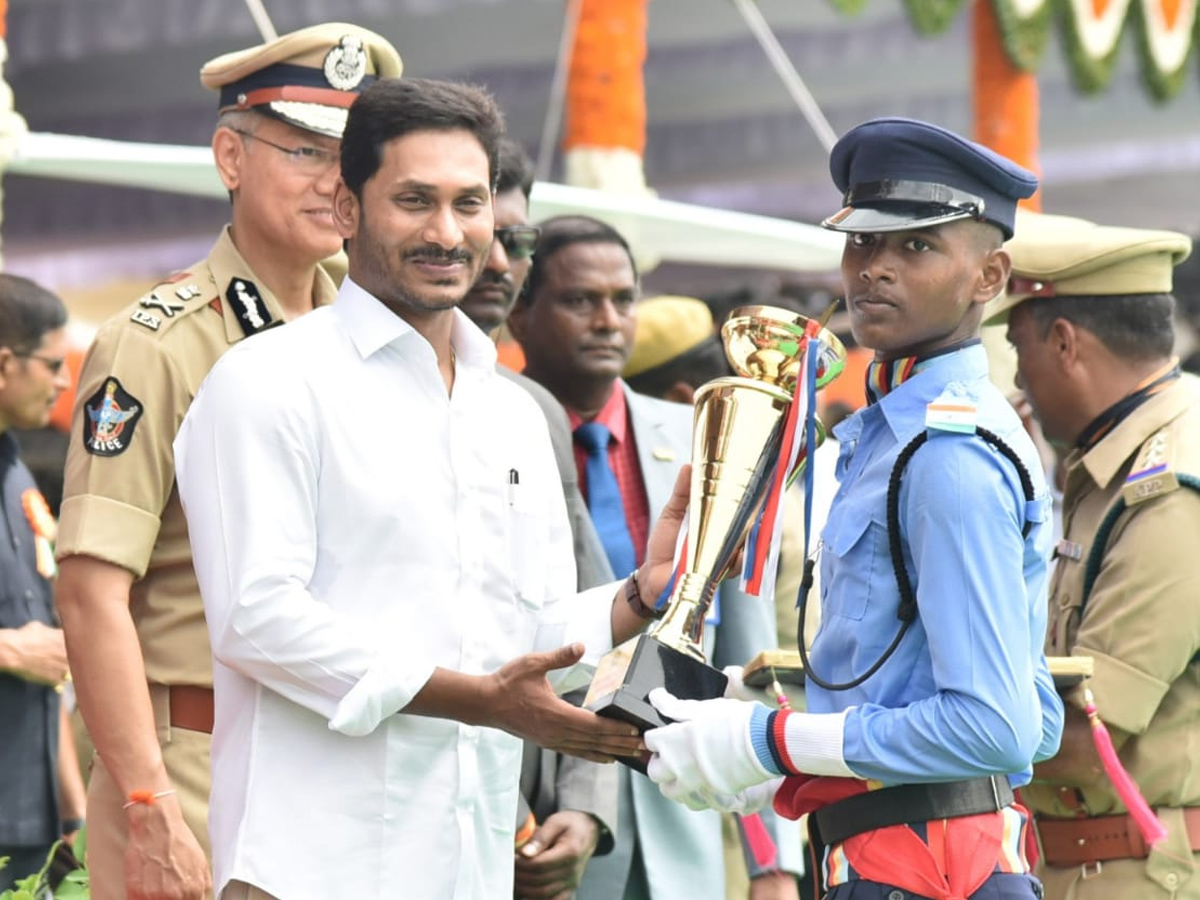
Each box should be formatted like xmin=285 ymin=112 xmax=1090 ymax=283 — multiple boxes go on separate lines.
xmin=887 ymin=427 xmax=1037 ymax=625
xmin=799 ymin=425 xmax=1036 ymax=692
xmin=1080 ymin=473 xmax=1200 ymax=666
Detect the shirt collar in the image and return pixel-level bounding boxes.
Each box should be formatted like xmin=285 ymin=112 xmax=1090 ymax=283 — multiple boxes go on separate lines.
xmin=1077 ymin=377 xmax=1195 ymax=490
xmin=876 ymin=342 xmax=988 ymax=432
xmin=208 ymin=226 xmax=339 ymax=344
xmin=566 ymin=380 xmax=628 ymax=443
xmin=335 ymin=276 xmax=498 ymax=371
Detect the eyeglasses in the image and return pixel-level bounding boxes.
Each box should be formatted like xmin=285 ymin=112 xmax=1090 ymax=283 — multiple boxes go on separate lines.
xmin=13 ymin=352 xmax=66 ymax=375
xmin=495 ymin=225 xmax=541 ymax=261
xmin=230 ymin=128 xmax=338 ymax=174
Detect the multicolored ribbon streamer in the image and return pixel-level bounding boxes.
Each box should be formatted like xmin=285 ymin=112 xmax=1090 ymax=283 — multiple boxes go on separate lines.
xmin=741 ymin=323 xmax=821 ymax=596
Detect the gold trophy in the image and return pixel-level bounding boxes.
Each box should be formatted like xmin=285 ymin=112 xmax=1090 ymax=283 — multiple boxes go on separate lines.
xmin=585 ymin=305 xmax=845 ymax=767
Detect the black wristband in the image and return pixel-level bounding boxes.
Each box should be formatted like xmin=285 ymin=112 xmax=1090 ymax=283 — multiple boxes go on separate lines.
xmin=623 ymin=570 xmax=665 ymax=620
xmin=61 ymin=817 xmax=84 ymax=834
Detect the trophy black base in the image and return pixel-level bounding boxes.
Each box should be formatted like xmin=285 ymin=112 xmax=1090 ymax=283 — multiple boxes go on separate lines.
xmin=583 ymin=634 xmax=729 ymax=773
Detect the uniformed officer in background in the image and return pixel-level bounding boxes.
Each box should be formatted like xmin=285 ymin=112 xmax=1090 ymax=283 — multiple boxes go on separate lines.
xmin=53 ymin=23 xmax=401 ymax=900
xmin=987 ymin=214 xmax=1200 ymax=900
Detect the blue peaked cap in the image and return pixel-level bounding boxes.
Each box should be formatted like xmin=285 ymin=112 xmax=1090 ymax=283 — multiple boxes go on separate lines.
xmin=822 ymin=117 xmax=1038 ymax=240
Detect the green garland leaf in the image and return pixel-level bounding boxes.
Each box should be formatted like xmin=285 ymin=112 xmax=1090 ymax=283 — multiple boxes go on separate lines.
xmin=902 ymin=0 xmax=970 ymax=34
xmin=1131 ymin=0 xmax=1197 ymax=101
xmin=824 ymin=0 xmax=870 ymax=14
xmin=1055 ymin=0 xmax=1129 ymax=94
xmin=991 ymin=0 xmax=1054 ymax=70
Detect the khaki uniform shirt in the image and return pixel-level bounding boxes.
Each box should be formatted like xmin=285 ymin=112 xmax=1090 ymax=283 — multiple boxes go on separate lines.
xmin=56 ymin=227 xmax=338 ymax=687
xmin=1024 ymin=378 xmax=1200 ymax=897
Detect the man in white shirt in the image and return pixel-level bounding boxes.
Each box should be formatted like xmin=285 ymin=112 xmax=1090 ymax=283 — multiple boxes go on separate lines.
xmin=174 ymin=77 xmax=688 ymax=900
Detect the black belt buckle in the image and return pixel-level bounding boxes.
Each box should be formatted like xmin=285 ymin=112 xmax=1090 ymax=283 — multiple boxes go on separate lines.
xmin=813 ymin=775 xmax=1014 ymax=846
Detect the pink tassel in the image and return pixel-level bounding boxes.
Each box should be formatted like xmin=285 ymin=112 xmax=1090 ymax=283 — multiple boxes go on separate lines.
xmin=1084 ymin=688 xmax=1168 ymax=847
xmin=739 ymin=812 xmax=778 ymax=868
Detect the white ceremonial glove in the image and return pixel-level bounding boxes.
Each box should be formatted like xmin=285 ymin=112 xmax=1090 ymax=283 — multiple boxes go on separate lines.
xmin=645 ymin=688 xmax=776 ymax=808
xmin=722 ymin=664 xmax=777 ymax=707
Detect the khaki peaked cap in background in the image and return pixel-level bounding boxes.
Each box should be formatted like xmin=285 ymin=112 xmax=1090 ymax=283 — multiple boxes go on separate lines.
xmin=985 ymin=211 xmax=1193 ymax=324
xmin=200 ymin=22 xmax=403 ymax=138
xmin=624 ymin=295 xmax=716 ymax=378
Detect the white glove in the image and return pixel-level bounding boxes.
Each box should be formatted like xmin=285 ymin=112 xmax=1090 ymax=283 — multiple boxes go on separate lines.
xmin=722 ymin=664 xmax=777 ymax=706
xmin=644 ymin=688 xmax=776 ymax=808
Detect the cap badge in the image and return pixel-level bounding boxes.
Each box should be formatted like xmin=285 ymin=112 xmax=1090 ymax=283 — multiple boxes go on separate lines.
xmin=324 ymin=36 xmax=367 ymax=92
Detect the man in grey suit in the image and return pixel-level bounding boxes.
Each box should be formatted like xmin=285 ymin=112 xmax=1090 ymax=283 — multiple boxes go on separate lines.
xmin=458 ymin=141 xmax=617 ymax=900
xmin=508 ymin=215 xmax=804 ymax=900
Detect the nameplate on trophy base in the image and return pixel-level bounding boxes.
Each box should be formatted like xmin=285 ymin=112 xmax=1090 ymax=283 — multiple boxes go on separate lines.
xmin=584 ymin=634 xmax=728 ymax=773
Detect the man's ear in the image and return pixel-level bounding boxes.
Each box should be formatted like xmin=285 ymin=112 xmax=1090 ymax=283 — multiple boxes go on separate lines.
xmin=973 ymin=247 xmax=1012 ymax=306
xmin=332 ymin=182 xmax=359 ymax=241
xmin=212 ymin=126 xmax=245 ymax=192
xmin=1049 ymin=317 xmax=1081 ymax=368
xmin=0 ymin=347 xmax=14 ymax=388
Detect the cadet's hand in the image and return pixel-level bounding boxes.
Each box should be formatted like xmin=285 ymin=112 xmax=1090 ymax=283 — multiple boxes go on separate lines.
xmin=485 ymin=644 xmax=644 ymax=763
xmin=125 ymin=795 xmax=211 ymax=900
xmin=0 ymin=621 xmax=69 ymax=686
xmin=513 ymin=810 xmax=601 ymax=900
xmin=645 ymin=689 xmax=775 ymax=807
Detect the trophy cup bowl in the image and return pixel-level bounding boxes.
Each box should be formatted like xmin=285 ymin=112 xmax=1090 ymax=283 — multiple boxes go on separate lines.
xmin=584 ymin=306 xmax=846 ymax=770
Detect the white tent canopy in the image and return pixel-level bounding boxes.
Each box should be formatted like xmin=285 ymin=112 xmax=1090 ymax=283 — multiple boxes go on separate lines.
xmin=6 ymin=131 xmax=844 ymax=274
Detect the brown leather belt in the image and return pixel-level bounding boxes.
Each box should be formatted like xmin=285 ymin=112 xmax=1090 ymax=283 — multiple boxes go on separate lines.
xmin=1038 ymin=808 xmax=1200 ymax=866
xmin=168 ymin=685 xmax=214 ymax=734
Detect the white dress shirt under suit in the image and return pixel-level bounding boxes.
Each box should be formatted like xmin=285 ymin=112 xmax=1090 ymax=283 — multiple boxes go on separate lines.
xmin=174 ymin=278 xmax=619 ymax=900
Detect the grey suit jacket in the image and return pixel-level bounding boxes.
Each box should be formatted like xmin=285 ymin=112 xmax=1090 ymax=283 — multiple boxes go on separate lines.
xmin=501 ymin=367 xmax=619 ymax=855
xmin=576 ymin=386 xmax=804 ymax=900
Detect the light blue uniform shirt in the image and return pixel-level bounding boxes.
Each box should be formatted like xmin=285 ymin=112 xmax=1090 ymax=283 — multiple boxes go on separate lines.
xmin=808 ymin=344 xmax=1063 ymax=786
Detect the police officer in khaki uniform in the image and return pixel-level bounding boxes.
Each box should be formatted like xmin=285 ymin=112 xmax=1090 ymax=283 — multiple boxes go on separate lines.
xmin=54 ymin=23 xmax=401 ymax=900
xmin=986 ymin=214 xmax=1200 ymax=899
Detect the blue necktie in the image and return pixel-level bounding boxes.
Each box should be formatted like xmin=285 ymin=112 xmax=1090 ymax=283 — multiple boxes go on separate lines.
xmin=574 ymin=422 xmax=637 ymax=577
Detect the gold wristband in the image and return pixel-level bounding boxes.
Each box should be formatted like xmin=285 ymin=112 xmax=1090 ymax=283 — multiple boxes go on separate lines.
xmin=623 ymin=569 xmax=665 ymax=620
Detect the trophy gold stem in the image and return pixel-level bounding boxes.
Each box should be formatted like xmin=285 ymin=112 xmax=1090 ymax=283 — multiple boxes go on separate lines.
xmin=648 ymin=574 xmax=711 ymax=662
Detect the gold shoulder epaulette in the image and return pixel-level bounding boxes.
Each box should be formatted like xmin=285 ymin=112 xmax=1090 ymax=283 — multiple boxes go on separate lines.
xmin=127 ymin=271 xmax=212 ymax=335
xmin=1122 ymin=427 xmax=1179 ymax=506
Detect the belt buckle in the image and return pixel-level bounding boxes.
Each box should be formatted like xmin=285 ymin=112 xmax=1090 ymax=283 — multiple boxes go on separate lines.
xmin=1081 ymin=860 xmax=1102 ymax=879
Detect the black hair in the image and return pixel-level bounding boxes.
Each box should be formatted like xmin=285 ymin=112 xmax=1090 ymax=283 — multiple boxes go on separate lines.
xmin=340 ymin=77 xmax=505 ymax=198
xmin=0 ymin=274 xmax=67 ymax=352
xmin=496 ymin=138 xmax=534 ymax=200
xmin=519 ymin=215 xmax=638 ymax=305
xmin=1024 ymin=292 xmax=1176 ymax=361
xmin=626 ymin=336 xmax=733 ymax=399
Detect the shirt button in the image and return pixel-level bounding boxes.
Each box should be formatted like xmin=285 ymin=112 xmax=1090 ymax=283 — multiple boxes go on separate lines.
xmin=1165 ymin=873 xmax=1179 ymax=888
xmin=24 ymin=590 xmax=33 ymax=600
xmin=888 ymin=891 xmax=905 ymax=900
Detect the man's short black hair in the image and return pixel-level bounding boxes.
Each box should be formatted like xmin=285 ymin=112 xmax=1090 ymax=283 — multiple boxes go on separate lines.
xmin=496 ymin=138 xmax=534 ymax=201
xmin=1024 ymin=292 xmax=1176 ymax=361
xmin=0 ymin=274 xmax=67 ymax=352
xmin=340 ymin=77 xmax=505 ymax=198
xmin=519 ymin=215 xmax=638 ymax=305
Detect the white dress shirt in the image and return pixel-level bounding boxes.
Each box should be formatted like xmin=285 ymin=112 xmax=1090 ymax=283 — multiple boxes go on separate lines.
xmin=174 ymin=277 xmax=618 ymax=900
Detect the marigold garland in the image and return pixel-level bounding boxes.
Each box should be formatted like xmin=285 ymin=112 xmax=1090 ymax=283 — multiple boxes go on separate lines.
xmin=563 ymin=0 xmax=647 ymax=155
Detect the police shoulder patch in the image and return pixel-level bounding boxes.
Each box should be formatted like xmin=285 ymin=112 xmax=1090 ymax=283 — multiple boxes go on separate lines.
xmin=226 ymin=278 xmax=274 ymax=337
xmin=1122 ymin=428 xmax=1178 ymax=505
xmin=82 ymin=377 xmax=144 ymax=457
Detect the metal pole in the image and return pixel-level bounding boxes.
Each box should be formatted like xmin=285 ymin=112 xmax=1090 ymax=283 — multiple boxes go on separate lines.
xmin=243 ymin=0 xmax=278 ymax=42
xmin=536 ymin=0 xmax=584 ymax=182
xmin=730 ymin=0 xmax=837 ymax=153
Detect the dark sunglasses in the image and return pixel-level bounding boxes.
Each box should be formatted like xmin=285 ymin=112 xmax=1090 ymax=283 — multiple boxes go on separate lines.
xmin=494 ymin=225 xmax=541 ymax=261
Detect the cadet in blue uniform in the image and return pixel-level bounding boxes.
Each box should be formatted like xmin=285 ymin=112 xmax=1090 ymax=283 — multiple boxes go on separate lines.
xmin=641 ymin=118 xmax=1065 ymax=900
